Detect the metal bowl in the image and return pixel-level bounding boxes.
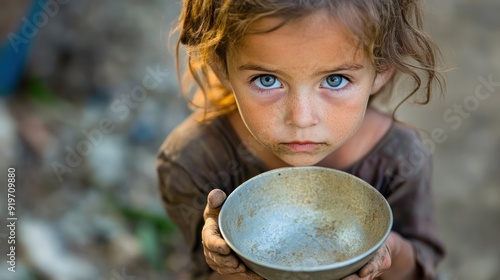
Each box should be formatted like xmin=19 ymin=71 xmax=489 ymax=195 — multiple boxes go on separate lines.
xmin=219 ymin=166 xmax=392 ymax=280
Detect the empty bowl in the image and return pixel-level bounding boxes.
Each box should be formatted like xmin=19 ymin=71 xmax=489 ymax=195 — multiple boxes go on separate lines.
xmin=218 ymin=166 xmax=392 ymax=280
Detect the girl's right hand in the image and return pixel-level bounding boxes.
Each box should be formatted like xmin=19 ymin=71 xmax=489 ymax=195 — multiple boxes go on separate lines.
xmin=202 ymin=189 xmax=264 ymax=280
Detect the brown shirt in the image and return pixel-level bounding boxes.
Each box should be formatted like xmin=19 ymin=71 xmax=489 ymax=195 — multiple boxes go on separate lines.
xmin=157 ymin=113 xmax=445 ymax=279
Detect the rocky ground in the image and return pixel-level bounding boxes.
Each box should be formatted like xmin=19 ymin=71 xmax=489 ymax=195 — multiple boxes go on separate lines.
xmin=0 ymin=0 xmax=498 ymax=279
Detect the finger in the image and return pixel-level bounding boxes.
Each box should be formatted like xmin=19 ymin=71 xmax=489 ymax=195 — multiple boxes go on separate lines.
xmin=205 ymin=248 xmax=241 ymax=269
xmin=358 ymin=264 xmax=375 ymax=278
xmin=208 ymin=189 xmax=227 ymax=209
xmin=207 ymin=258 xmax=246 ymax=274
xmin=204 ymin=189 xmax=227 ymax=220
xmin=378 ymin=244 xmax=392 ymax=271
xmin=358 ymin=243 xmax=391 ymax=278
xmin=357 ymin=255 xmax=379 ymax=277
xmin=202 ymin=218 xmax=231 ymax=255
xmin=238 ymin=268 xmax=265 ymax=280
xmin=207 ymin=259 xmax=244 ymax=274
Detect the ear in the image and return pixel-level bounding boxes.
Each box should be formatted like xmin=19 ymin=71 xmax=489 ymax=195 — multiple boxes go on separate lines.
xmin=370 ymin=66 xmax=395 ymax=95
xmin=209 ymin=57 xmax=233 ymax=91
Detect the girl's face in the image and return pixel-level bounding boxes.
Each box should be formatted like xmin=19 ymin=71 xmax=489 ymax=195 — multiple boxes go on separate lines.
xmin=221 ymin=11 xmax=391 ymax=166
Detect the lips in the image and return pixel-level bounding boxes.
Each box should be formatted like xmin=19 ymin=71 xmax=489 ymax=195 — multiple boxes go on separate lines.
xmin=281 ymin=141 xmax=321 ymax=153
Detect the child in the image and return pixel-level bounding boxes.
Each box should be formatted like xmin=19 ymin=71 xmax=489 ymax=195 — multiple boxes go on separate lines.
xmin=157 ymin=0 xmax=445 ymax=279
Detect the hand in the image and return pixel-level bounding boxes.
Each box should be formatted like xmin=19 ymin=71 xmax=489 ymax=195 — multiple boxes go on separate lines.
xmin=341 ymin=233 xmax=394 ymax=280
xmin=202 ymin=189 xmax=264 ymax=280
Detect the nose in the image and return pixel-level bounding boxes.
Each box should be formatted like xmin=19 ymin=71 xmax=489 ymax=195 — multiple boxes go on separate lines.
xmin=284 ymin=90 xmax=320 ymax=128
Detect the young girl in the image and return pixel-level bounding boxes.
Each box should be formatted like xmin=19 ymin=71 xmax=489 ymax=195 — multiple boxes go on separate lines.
xmin=157 ymin=0 xmax=445 ymax=279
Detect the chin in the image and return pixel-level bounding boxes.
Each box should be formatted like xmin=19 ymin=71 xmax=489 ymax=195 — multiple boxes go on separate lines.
xmin=279 ymin=154 xmax=324 ymax=167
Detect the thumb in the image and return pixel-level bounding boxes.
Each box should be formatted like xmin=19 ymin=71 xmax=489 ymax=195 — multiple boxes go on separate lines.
xmin=208 ymin=189 xmax=227 ymax=209
xmin=204 ymin=189 xmax=227 ymax=220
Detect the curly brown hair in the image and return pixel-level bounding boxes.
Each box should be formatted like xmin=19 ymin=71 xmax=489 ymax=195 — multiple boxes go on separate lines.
xmin=175 ymin=0 xmax=444 ymax=120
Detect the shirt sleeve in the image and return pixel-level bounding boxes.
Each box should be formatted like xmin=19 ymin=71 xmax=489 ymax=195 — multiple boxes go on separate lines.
xmin=386 ymin=152 xmax=445 ymax=279
xmin=155 ymin=115 xmax=266 ymax=279
xmin=156 ymin=152 xmax=212 ymax=279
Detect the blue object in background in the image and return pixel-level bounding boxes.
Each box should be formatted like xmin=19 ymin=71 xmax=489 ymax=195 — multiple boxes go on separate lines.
xmin=0 ymin=0 xmax=40 ymax=98
xmin=130 ymin=118 xmax=157 ymax=144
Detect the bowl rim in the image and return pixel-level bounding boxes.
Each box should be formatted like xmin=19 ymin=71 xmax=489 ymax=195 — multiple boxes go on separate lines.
xmin=218 ymin=166 xmax=393 ymax=272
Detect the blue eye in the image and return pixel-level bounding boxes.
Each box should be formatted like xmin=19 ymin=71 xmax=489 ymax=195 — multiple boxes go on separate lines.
xmin=321 ymin=75 xmax=349 ymax=89
xmin=253 ymin=75 xmax=282 ymax=89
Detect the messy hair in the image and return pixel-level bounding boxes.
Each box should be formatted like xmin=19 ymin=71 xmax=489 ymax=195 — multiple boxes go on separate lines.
xmin=175 ymin=0 xmax=443 ymax=120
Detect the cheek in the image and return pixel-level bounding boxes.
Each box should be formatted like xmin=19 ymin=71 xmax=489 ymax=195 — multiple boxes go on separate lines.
xmin=323 ymin=88 xmax=370 ymax=133
xmin=324 ymin=107 xmax=364 ymax=138
xmin=235 ymin=96 xmax=274 ymax=134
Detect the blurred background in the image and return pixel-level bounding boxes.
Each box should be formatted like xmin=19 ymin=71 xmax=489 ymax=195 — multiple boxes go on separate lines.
xmin=0 ymin=0 xmax=498 ymax=279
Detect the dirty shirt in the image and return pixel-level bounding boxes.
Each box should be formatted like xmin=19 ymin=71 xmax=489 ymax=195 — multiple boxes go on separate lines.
xmin=157 ymin=114 xmax=445 ymax=279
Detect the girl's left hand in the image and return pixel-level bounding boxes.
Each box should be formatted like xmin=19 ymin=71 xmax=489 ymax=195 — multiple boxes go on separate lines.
xmin=341 ymin=233 xmax=394 ymax=280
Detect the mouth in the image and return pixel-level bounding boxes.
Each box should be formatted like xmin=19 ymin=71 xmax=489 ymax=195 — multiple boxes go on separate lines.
xmin=280 ymin=141 xmax=324 ymax=153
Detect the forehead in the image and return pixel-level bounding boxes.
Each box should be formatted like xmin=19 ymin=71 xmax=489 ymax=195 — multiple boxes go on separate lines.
xmin=229 ymin=11 xmax=368 ymax=68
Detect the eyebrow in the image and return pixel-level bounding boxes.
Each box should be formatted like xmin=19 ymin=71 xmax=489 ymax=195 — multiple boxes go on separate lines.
xmin=237 ymin=63 xmax=364 ymax=76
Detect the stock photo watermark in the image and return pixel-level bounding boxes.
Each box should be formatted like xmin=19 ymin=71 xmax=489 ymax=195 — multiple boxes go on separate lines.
xmin=50 ymin=65 xmax=169 ymax=182
xmin=5 ymin=167 xmax=17 ymax=273
xmin=424 ymin=74 xmax=498 ymax=153
xmin=385 ymin=74 xmax=499 ymax=181
xmin=7 ymin=0 xmax=73 ymax=54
